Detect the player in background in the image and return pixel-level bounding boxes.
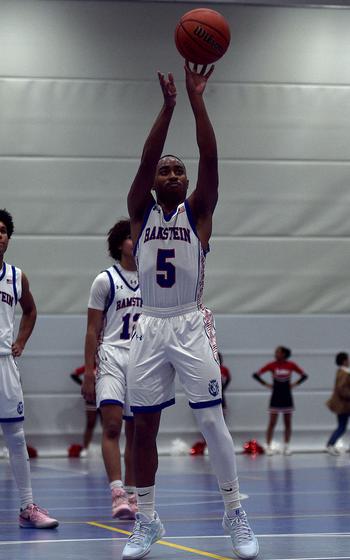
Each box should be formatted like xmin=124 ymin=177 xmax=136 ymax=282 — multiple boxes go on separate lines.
xmin=82 ymin=219 xmax=141 ymax=519
xmin=253 ymin=345 xmax=308 ymax=455
xmin=0 ymin=208 xmax=58 ymax=529
xmin=70 ymin=364 xmax=99 ymax=456
xmin=122 ymin=64 xmax=258 ymax=560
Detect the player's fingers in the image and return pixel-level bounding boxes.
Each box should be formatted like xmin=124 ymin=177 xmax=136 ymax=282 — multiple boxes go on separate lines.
xmin=204 ymin=64 xmax=215 ymax=79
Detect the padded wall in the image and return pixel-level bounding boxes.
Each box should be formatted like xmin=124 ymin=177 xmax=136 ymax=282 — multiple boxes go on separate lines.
xmin=2 ymin=1 xmax=350 ymax=313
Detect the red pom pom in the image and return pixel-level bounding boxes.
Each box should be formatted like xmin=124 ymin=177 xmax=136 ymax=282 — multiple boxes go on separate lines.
xmin=190 ymin=440 xmax=207 ymax=455
xmin=27 ymin=445 xmax=38 ymax=458
xmin=68 ymin=443 xmax=83 ymax=458
xmin=243 ymin=439 xmax=265 ymax=456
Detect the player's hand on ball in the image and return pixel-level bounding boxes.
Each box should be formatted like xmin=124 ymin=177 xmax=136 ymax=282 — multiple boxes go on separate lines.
xmin=185 ymin=61 xmax=214 ymax=96
xmin=158 ymin=72 xmax=177 ymax=107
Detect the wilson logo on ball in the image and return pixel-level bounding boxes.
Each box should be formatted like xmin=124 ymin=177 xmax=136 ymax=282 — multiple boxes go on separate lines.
xmin=193 ymin=26 xmax=225 ymax=55
xmin=175 ymin=8 xmax=231 ymax=65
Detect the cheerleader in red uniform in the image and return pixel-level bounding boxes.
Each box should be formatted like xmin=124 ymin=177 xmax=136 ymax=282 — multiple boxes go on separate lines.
xmin=253 ymin=346 xmax=308 ymax=455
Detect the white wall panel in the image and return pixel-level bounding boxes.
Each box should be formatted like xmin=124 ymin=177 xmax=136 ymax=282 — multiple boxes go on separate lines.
xmin=2 ymin=2 xmax=350 ymax=85
xmin=6 ymin=236 xmax=350 ymax=313
xmin=207 ymin=238 xmax=350 ymax=313
xmin=2 ymin=80 xmax=350 ymax=160
xmin=3 ymin=159 xmax=350 ymax=237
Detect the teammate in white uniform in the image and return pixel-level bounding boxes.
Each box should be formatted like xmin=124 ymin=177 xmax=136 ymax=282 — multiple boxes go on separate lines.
xmin=0 ymin=209 xmax=58 ymax=529
xmin=122 ymin=65 xmax=259 ymax=560
xmin=82 ymin=219 xmax=141 ymax=519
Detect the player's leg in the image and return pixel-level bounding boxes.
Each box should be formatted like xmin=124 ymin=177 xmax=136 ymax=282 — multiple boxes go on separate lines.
xmin=173 ymin=309 xmax=258 ymax=559
xmin=100 ymin=403 xmax=132 ymax=519
xmin=123 ymin=315 xmax=172 ymax=560
xmin=283 ymin=412 xmax=292 ymax=455
xmin=123 ymin=417 xmax=137 ymax=515
xmin=266 ymin=412 xmax=278 ymax=454
xmin=193 ymin=405 xmax=259 ymax=559
xmin=122 ymin=411 xmax=165 ymax=560
xmin=1 ymin=422 xmax=58 ymax=528
xmin=82 ymin=406 xmax=98 ymax=450
xmin=0 ymin=356 xmax=58 ymax=528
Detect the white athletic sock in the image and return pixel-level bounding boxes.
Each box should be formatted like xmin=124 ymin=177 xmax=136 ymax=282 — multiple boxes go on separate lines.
xmin=1 ymin=422 xmax=33 ymax=510
xmin=136 ymin=485 xmax=155 ymax=520
xmin=110 ymin=480 xmax=124 ymax=491
xmin=124 ymin=485 xmax=136 ymax=495
xmin=220 ymin=478 xmax=241 ymax=516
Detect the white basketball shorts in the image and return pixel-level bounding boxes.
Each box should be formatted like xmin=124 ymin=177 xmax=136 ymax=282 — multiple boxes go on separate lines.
xmin=0 ymin=355 xmax=24 ymax=423
xmin=95 ymin=344 xmax=132 ymax=419
xmin=128 ymin=306 xmax=222 ymax=412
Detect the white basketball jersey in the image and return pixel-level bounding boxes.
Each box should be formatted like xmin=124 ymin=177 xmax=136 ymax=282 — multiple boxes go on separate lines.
xmin=0 ymin=262 xmax=22 ymax=356
xmin=135 ymin=201 xmax=206 ymax=310
xmin=89 ymin=264 xmax=142 ymax=349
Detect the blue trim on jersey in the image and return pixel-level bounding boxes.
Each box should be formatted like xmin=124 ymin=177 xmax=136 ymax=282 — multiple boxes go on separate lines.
xmin=0 ymin=416 xmax=24 ymax=423
xmin=104 ymin=270 xmax=115 ymax=313
xmin=113 ymin=264 xmax=139 ymax=292
xmin=131 ymin=397 xmax=175 ymax=413
xmin=123 ymin=415 xmax=134 ymax=421
xmin=11 ymin=266 xmax=18 ymax=305
xmin=99 ymin=399 xmax=124 ymax=408
xmin=0 ymin=262 xmax=6 ymax=281
xmin=133 ymin=201 xmax=155 ymax=255
xmin=189 ymin=398 xmax=222 ymax=409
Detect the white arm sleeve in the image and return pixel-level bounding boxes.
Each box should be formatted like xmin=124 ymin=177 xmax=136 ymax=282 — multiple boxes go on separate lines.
xmin=88 ymin=272 xmax=111 ymax=311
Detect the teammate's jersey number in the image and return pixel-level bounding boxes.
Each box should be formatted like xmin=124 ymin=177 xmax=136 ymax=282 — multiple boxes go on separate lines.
xmin=156 ymin=249 xmax=175 ymax=288
xmin=120 ymin=313 xmax=140 ymax=340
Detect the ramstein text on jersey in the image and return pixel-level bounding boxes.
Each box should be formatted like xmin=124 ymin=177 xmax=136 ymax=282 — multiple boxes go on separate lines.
xmin=144 ymin=226 xmax=191 ymax=243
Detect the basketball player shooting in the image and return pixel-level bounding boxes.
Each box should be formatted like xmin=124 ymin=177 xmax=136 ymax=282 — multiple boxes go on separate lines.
xmin=122 ymin=63 xmax=258 ymax=560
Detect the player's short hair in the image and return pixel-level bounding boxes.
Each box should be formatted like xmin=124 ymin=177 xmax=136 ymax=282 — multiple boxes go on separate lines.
xmin=0 ymin=208 xmax=14 ymax=238
xmin=107 ymin=219 xmax=131 ymax=261
xmin=279 ymin=346 xmax=291 ymax=360
xmin=158 ymin=154 xmax=187 ymax=175
xmin=335 ymin=352 xmax=348 ymax=367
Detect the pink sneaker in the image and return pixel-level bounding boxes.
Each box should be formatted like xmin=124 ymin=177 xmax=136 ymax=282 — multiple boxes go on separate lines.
xmin=19 ymin=504 xmax=59 ymax=529
xmin=111 ymin=488 xmax=133 ymax=519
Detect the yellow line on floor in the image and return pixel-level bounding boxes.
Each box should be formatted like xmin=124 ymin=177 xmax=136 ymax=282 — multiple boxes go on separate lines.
xmin=87 ymin=521 xmax=233 ymax=560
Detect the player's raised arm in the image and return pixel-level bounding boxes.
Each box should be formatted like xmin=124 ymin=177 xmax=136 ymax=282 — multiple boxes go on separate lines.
xmin=186 ymin=62 xmax=218 ymax=230
xmin=127 ymin=72 xmax=177 ymax=238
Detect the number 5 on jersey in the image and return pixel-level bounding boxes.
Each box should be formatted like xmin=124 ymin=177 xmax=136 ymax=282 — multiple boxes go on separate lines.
xmin=157 ymin=249 xmax=175 ymax=288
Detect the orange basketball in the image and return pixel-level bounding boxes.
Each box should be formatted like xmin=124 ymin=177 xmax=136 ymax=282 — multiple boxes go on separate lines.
xmin=175 ymin=8 xmax=231 ymax=65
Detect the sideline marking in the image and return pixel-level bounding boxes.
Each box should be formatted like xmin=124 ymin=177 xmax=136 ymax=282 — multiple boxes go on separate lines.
xmin=88 ymin=521 xmax=233 ymax=559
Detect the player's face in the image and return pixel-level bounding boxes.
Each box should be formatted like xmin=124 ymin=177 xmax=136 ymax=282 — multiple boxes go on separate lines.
xmin=275 ymin=347 xmax=285 ymax=361
xmin=120 ymin=235 xmax=134 ymax=259
xmin=154 ymin=157 xmax=189 ymax=207
xmin=0 ymin=222 xmax=9 ymax=258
